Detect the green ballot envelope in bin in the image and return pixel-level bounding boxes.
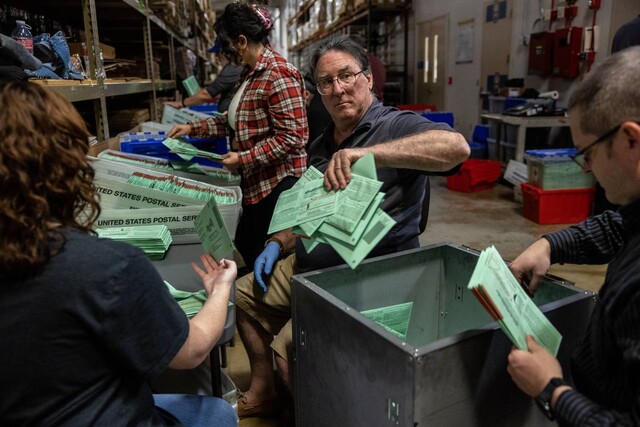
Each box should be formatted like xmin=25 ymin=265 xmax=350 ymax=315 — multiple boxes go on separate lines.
xmin=292 ymin=243 xmax=596 ymax=427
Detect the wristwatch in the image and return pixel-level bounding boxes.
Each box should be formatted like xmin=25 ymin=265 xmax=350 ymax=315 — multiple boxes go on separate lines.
xmin=535 ymin=377 xmax=568 ymax=420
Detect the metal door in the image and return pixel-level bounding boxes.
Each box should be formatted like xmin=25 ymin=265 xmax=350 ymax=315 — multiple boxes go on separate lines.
xmin=416 ymin=15 xmax=447 ymax=110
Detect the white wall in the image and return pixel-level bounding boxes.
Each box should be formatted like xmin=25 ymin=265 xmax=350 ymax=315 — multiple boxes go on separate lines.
xmin=412 ymin=0 xmax=618 ymax=139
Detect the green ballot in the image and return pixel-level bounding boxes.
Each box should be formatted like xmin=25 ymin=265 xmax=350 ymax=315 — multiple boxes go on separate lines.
xmin=351 ymin=152 xmax=377 ymax=180
xmin=165 ymin=280 xmax=208 ymax=318
xmin=164 ymin=280 xmax=234 ymax=318
xmin=182 ymin=76 xmax=202 ymax=97
xmin=323 ymin=209 xmax=396 ymax=269
xmin=467 ymin=246 xmax=562 ymax=356
xmin=361 ymin=301 xmax=413 ymax=340
xmin=162 ymin=137 xmax=225 ymax=161
xmin=267 ymin=178 xmax=338 ymax=234
xmin=194 ymin=197 xmax=235 ymax=260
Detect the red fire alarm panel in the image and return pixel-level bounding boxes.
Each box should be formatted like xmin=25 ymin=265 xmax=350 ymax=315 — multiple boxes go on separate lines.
xmin=553 ymin=27 xmax=584 ymax=78
xmin=528 ymin=31 xmax=554 ymax=75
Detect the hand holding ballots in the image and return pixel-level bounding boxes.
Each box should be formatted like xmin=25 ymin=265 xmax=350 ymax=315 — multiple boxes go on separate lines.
xmin=467 ymin=246 xmax=562 ymax=355
xmin=267 ymin=153 xmax=396 ymax=269
xmin=162 ymin=137 xmax=225 ymax=162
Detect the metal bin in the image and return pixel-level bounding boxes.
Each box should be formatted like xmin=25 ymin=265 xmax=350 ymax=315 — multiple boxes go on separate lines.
xmin=292 ymin=243 xmax=596 ymax=426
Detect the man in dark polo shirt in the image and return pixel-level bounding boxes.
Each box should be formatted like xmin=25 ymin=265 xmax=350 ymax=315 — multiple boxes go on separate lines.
xmin=232 ymin=35 xmax=470 ymax=418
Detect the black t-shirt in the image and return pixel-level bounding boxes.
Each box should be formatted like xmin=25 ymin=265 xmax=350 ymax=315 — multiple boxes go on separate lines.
xmin=0 ymin=229 xmax=189 ymax=426
xmin=295 ymin=100 xmax=457 ymax=272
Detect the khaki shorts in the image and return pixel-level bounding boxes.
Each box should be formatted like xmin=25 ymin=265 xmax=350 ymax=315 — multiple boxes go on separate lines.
xmin=235 ymin=254 xmax=296 ymax=361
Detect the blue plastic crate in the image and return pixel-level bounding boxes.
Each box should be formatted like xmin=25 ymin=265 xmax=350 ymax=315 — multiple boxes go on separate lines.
xmin=421 ymin=112 xmax=454 ymax=127
xmin=119 ymin=131 xmax=227 ymax=167
xmin=472 ymin=124 xmax=489 ymax=143
xmin=468 ymin=141 xmax=487 ymax=159
xmin=524 ymin=148 xmax=578 ymax=160
xmin=188 ymin=104 xmax=219 ymax=114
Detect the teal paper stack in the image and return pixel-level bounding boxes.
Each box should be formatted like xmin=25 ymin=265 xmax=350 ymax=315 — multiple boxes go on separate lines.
xmin=96 ymin=224 xmax=173 ymax=260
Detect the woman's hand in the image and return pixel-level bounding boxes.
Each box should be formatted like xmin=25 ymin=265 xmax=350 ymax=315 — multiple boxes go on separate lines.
xmin=168 ymin=124 xmax=192 ymax=139
xmin=222 ymin=151 xmax=241 ymax=172
xmin=190 ymin=254 xmax=237 ymax=297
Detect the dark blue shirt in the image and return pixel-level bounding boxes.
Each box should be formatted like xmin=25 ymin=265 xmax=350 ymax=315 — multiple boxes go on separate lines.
xmin=295 ymin=100 xmax=457 ymax=272
xmin=544 ymin=200 xmax=640 ymax=425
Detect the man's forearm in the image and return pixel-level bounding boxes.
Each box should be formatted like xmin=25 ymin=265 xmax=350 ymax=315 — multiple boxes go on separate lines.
xmin=367 ymin=130 xmax=469 ymax=172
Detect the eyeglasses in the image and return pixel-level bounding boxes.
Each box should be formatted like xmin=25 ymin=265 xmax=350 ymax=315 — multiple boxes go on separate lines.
xmin=316 ymin=70 xmax=364 ymax=95
xmin=570 ymin=123 xmax=622 ymax=170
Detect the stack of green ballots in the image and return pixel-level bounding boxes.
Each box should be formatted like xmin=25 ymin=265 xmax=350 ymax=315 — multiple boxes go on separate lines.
xmin=467 ymin=245 xmax=562 ymax=355
xmin=360 ymin=301 xmax=413 ymax=340
xmin=162 ymin=137 xmax=224 ymax=162
xmin=126 ymin=171 xmax=236 ymax=204
xmin=96 ymin=224 xmax=172 ymax=260
xmin=164 ymin=280 xmax=234 ymax=318
xmin=164 ymin=281 xmax=208 ymax=318
xmin=268 ymin=153 xmax=396 ymax=269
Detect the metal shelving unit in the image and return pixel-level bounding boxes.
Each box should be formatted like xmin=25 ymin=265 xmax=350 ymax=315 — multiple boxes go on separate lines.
xmin=6 ymin=0 xmax=211 ymax=140
xmin=287 ymin=0 xmax=411 ymax=104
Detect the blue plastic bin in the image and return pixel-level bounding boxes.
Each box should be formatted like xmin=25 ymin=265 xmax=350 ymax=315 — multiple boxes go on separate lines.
xmin=421 ymin=112 xmax=454 ymax=127
xmin=188 ymin=104 xmax=219 ymax=114
xmin=468 ymin=141 xmax=487 ymax=159
xmin=472 ymin=124 xmax=489 ymax=143
xmin=119 ymin=131 xmax=227 ymax=167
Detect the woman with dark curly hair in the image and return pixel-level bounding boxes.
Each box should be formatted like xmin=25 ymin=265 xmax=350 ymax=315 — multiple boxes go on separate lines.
xmin=169 ymin=1 xmax=308 ymax=271
xmin=0 ymin=82 xmax=238 ymax=426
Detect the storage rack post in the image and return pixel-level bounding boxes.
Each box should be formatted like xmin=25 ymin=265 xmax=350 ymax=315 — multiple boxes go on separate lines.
xmin=143 ymin=17 xmax=158 ymax=122
xmin=82 ymin=0 xmax=109 ymax=140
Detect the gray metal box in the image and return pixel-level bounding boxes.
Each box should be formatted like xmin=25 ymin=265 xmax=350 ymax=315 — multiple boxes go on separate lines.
xmin=292 ymin=243 xmax=596 ymax=426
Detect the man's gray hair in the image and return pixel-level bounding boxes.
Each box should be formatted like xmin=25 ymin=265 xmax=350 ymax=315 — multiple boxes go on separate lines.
xmin=569 ymin=46 xmax=640 ymax=136
xmin=309 ymin=35 xmax=371 ymax=81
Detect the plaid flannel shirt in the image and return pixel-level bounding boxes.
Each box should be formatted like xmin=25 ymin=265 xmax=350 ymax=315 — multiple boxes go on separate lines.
xmin=189 ymin=46 xmax=308 ymax=205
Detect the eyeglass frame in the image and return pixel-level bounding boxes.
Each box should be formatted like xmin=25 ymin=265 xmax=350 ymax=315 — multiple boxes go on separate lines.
xmin=316 ymin=70 xmax=365 ymax=95
xmin=570 ymin=123 xmax=623 ymax=169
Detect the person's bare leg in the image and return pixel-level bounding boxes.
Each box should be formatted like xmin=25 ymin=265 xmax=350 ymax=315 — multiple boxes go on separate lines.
xmin=236 ymin=308 xmax=277 ymax=404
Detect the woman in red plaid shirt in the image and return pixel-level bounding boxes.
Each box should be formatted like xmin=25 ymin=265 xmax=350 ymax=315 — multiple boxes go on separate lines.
xmin=169 ymin=2 xmax=308 ymax=269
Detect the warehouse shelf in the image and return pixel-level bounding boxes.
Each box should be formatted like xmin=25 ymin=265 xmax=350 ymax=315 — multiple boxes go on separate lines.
xmin=286 ymin=0 xmax=411 ymax=103
xmin=6 ymin=0 xmax=210 ymax=140
xmin=32 ymin=79 xmax=175 ymax=102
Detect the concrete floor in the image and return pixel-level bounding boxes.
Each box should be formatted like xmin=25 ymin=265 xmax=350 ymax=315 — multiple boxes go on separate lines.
xmin=224 ymin=177 xmax=606 ymax=426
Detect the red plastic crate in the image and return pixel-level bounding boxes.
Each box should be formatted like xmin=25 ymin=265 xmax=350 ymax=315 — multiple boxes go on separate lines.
xmin=447 ymin=159 xmax=502 ymax=192
xmin=521 ymin=182 xmax=595 ymax=224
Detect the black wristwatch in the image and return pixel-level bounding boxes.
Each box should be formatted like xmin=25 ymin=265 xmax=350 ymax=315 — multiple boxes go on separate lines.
xmin=535 ymin=377 xmax=568 ymax=420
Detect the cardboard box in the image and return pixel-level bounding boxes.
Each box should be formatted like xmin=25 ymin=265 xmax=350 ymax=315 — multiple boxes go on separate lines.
xmin=87 ymin=126 xmax=141 ymax=157
xmin=68 ymin=42 xmax=116 ymax=60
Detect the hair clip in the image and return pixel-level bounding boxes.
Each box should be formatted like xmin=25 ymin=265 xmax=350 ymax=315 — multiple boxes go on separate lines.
xmin=251 ymin=4 xmax=273 ymax=30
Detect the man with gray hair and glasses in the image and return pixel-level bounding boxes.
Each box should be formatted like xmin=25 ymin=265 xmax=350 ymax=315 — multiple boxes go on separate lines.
xmin=232 ymin=35 xmax=469 ymax=419
xmin=507 ymin=46 xmax=640 ymax=425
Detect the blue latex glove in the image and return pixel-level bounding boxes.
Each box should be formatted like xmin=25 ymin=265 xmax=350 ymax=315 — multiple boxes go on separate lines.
xmin=254 ymin=241 xmax=281 ymax=293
